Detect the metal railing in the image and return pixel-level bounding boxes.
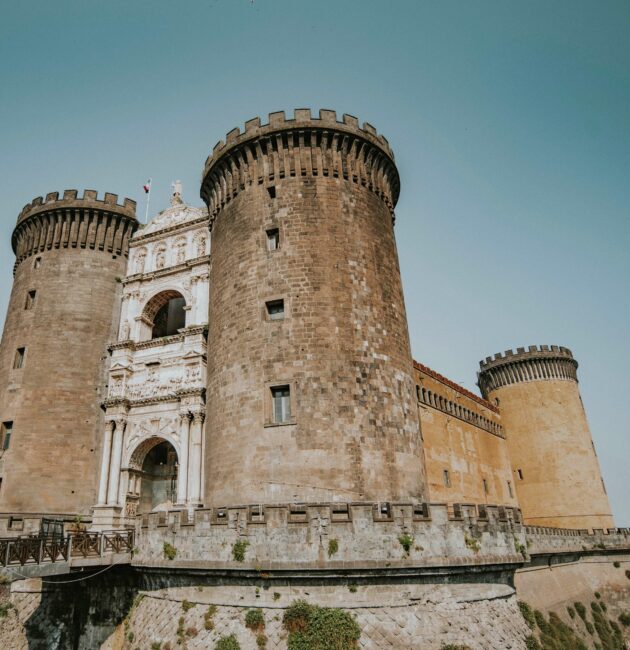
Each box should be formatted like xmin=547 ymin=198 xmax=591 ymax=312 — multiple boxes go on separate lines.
xmin=0 ymin=529 xmax=134 ymax=567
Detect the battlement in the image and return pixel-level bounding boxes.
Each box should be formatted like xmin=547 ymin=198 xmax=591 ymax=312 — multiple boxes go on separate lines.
xmin=12 ymin=189 xmax=139 ymax=268
xmin=477 ymin=345 xmax=579 ymax=397
xmin=200 ymin=108 xmax=400 ymax=224
xmin=17 ymin=189 xmax=137 ymax=226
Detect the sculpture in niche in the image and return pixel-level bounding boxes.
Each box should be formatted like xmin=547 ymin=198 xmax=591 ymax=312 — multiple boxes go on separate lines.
xmin=135 ymin=248 xmax=147 ymax=274
xmin=175 ymin=239 xmax=186 ymax=264
xmin=195 ymin=233 xmax=207 ymax=257
xmin=120 ymin=320 xmax=130 ymax=340
xmin=155 ymin=246 xmax=166 ymax=270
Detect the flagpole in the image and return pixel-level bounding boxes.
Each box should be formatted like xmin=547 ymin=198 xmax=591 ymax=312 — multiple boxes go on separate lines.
xmin=144 ymin=178 xmax=152 ymax=224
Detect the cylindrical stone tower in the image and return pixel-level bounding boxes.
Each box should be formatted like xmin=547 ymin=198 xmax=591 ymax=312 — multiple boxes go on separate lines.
xmin=478 ymin=345 xmax=613 ymax=529
xmin=0 ymin=190 xmax=138 ymax=515
xmin=200 ymin=109 xmax=426 ymax=506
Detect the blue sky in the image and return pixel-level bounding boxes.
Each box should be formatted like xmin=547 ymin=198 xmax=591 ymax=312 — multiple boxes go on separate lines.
xmin=0 ymin=1 xmax=628 ymax=523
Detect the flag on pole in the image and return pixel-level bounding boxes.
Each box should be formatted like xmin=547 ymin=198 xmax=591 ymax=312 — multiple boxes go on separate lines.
xmin=143 ymin=179 xmax=152 ymax=194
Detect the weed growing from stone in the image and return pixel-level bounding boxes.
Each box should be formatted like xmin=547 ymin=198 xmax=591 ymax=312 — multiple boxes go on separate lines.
xmin=464 ymin=535 xmax=480 ymax=553
xmin=524 ymin=636 xmax=541 ymax=650
xmin=216 ymin=634 xmax=241 ymax=650
xmin=626 ymin=570 xmax=630 ymax=579
xmin=348 ymin=584 xmax=357 ymax=593
xmin=204 ymin=604 xmax=217 ymax=630
xmin=273 ymin=592 xmax=281 ymax=601
xmin=186 ymin=626 xmax=198 ymax=638
xmin=595 ymin=592 xmax=602 ymax=599
xmin=514 ymin=536 xmax=528 ymax=558
xmin=151 ymin=643 xmax=161 ymax=650
xmin=585 ymin=621 xmax=595 ymax=634
xmin=567 ymin=606 xmax=575 ymax=619
xmin=181 ymin=599 xmax=195 ymax=612
xmin=613 ymin=561 xmax=620 ymax=568
xmin=256 ymin=633 xmax=267 ymax=648
xmin=232 ymin=539 xmax=249 ymax=562
xmin=618 ymin=612 xmax=630 ymax=627
xmin=327 ymin=538 xmax=338 ymax=558
xmin=283 ymin=599 xmax=360 ymax=649
xmin=245 ymin=608 xmax=265 ymax=632
xmin=518 ymin=601 xmax=536 ymax=629
xmin=0 ymin=602 xmax=14 ymax=618
xmin=163 ymin=542 xmax=177 ymax=560
xmin=574 ymin=602 xmax=587 ymax=621
xmin=127 ymin=631 xmax=134 ymax=642
xmin=398 ymin=534 xmax=414 ymax=555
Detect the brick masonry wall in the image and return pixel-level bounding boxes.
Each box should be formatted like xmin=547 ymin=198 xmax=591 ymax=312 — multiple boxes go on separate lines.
xmin=0 ymin=246 xmax=126 ymax=514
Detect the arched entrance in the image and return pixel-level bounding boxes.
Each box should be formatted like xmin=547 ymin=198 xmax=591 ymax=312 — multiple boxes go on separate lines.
xmin=126 ymin=437 xmax=179 ymax=516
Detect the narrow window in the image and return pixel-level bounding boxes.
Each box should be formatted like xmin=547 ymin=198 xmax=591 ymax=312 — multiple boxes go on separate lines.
xmin=517 ymin=469 xmax=524 ymax=481
xmin=1 ymin=422 xmax=12 ymax=450
xmin=271 ymin=385 xmax=291 ymax=423
xmin=33 ymin=257 xmax=42 ymax=269
xmin=507 ymin=481 xmax=513 ymax=498
xmin=266 ymin=228 xmax=280 ymax=252
xmin=13 ymin=348 xmax=25 ymax=369
xmin=416 ymin=385 xmax=421 ymax=402
xmin=266 ymin=299 xmax=285 ymax=321
xmin=25 ymin=290 xmax=36 ymax=310
xmin=267 ymin=186 xmax=276 ymax=199
xmin=482 ymin=478 xmax=489 ymax=495
xmin=443 ymin=469 xmax=451 ymax=487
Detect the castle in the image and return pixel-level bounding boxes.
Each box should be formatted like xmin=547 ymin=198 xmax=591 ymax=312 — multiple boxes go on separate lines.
xmin=0 ymin=108 xmax=613 ymax=531
xmin=0 ymin=110 xmax=625 ymax=650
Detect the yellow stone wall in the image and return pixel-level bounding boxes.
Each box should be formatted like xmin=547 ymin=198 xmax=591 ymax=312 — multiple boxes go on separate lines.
xmin=414 ymin=363 xmax=518 ymax=507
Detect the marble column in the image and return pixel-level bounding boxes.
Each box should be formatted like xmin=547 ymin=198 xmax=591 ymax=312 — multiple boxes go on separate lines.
xmin=97 ymin=420 xmax=115 ymax=505
xmin=188 ymin=411 xmax=204 ymax=504
xmin=107 ymin=418 xmax=125 ymax=505
xmin=176 ymin=412 xmax=191 ymax=505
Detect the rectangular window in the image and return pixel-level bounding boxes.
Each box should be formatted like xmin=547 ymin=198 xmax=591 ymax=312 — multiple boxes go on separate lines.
xmin=517 ymin=469 xmax=524 ymax=481
xmin=267 ymin=185 xmax=276 ymax=199
xmin=25 ymin=290 xmax=36 ymax=310
xmin=266 ymin=228 xmax=280 ymax=251
xmin=443 ymin=469 xmax=451 ymax=487
xmin=271 ymin=385 xmax=291 ymax=423
xmin=13 ymin=347 xmax=25 ymax=369
xmin=482 ymin=478 xmax=489 ymax=495
xmin=507 ymin=480 xmax=513 ymax=498
xmin=1 ymin=422 xmax=12 ymax=451
xmin=34 ymin=257 xmax=41 ymax=269
xmin=266 ymin=299 xmax=285 ymax=320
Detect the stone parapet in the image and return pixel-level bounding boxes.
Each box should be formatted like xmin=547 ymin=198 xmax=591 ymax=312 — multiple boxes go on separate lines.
xmin=524 ymin=524 xmax=630 ymax=555
xmin=200 ymin=108 xmax=400 ymax=224
xmin=478 ymin=345 xmax=578 ymax=397
xmin=133 ymin=502 xmax=526 ymax=570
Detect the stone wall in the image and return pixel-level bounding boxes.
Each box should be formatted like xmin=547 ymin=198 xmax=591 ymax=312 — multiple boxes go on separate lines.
xmin=133 ymin=502 xmax=525 ymax=569
xmin=414 ymin=363 xmax=518 ymax=507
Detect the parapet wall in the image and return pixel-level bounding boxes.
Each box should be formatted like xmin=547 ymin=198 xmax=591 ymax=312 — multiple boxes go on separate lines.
xmin=478 ymin=345 xmax=578 ymax=397
xmin=134 ymin=502 xmax=526 ymax=570
xmin=200 ymin=108 xmax=400 ymax=224
xmin=12 ymin=189 xmax=138 ymax=269
xmin=524 ymin=524 xmax=630 ymax=555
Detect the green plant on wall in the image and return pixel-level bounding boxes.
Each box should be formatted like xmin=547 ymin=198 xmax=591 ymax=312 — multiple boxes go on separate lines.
xmin=464 ymin=535 xmax=480 ymax=553
xmin=283 ymin=599 xmax=360 ymax=649
xmin=245 ymin=608 xmax=265 ymax=632
xmin=327 ymin=538 xmax=339 ymax=558
xmin=232 ymin=539 xmax=250 ymax=562
xmin=398 ymin=534 xmax=414 ymax=555
xmin=163 ymin=542 xmax=177 ymax=560
xmin=216 ymin=634 xmax=241 ymax=650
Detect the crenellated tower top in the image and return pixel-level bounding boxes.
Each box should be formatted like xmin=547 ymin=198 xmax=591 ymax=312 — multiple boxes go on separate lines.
xmin=200 ymin=108 xmax=400 ymax=226
xmin=477 ymin=345 xmax=578 ymax=398
xmin=12 ymin=189 xmax=138 ymax=270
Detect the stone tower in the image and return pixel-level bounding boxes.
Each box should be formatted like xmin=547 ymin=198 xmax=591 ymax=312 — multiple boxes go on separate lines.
xmin=478 ymin=345 xmax=614 ymax=529
xmin=0 ymin=190 xmax=138 ymax=515
xmin=200 ymin=109 xmax=426 ymax=506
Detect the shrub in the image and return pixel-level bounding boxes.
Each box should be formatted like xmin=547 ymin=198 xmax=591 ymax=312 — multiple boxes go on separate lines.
xmin=348 ymin=585 xmax=357 ymax=593
xmin=216 ymin=635 xmax=241 ymax=650
xmin=232 ymin=539 xmax=249 ymax=562
xmin=518 ymin=602 xmax=536 ymax=629
xmin=127 ymin=631 xmax=135 ymax=642
xmin=163 ymin=542 xmax=177 ymax=560
xmin=0 ymin=603 xmax=14 ymax=619
xmin=327 ymin=538 xmax=339 ymax=558
xmin=283 ymin=600 xmax=360 ymax=649
xmin=273 ymin=592 xmax=281 ymax=601
xmin=464 ymin=535 xmax=480 ymax=553
xmin=151 ymin=643 xmax=161 ymax=650
xmin=567 ymin=606 xmax=575 ymax=619
xmin=245 ymin=608 xmax=265 ymax=632
xmin=591 ymin=601 xmax=601 ymax=612
xmin=595 ymin=591 xmax=601 ymax=599
xmin=574 ymin=602 xmax=587 ymax=620
xmin=181 ymin=599 xmax=195 ymax=612
xmin=256 ymin=633 xmax=267 ymax=648
xmin=600 ymin=602 xmax=607 ymax=612
xmin=619 ymin=611 xmax=630 ymax=627
xmin=613 ymin=561 xmax=620 ymax=568
xmin=524 ymin=636 xmax=541 ymax=650
xmin=585 ymin=621 xmax=595 ymax=634
xmin=398 ymin=534 xmax=414 ymax=554
xmin=204 ymin=604 xmax=217 ymax=630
